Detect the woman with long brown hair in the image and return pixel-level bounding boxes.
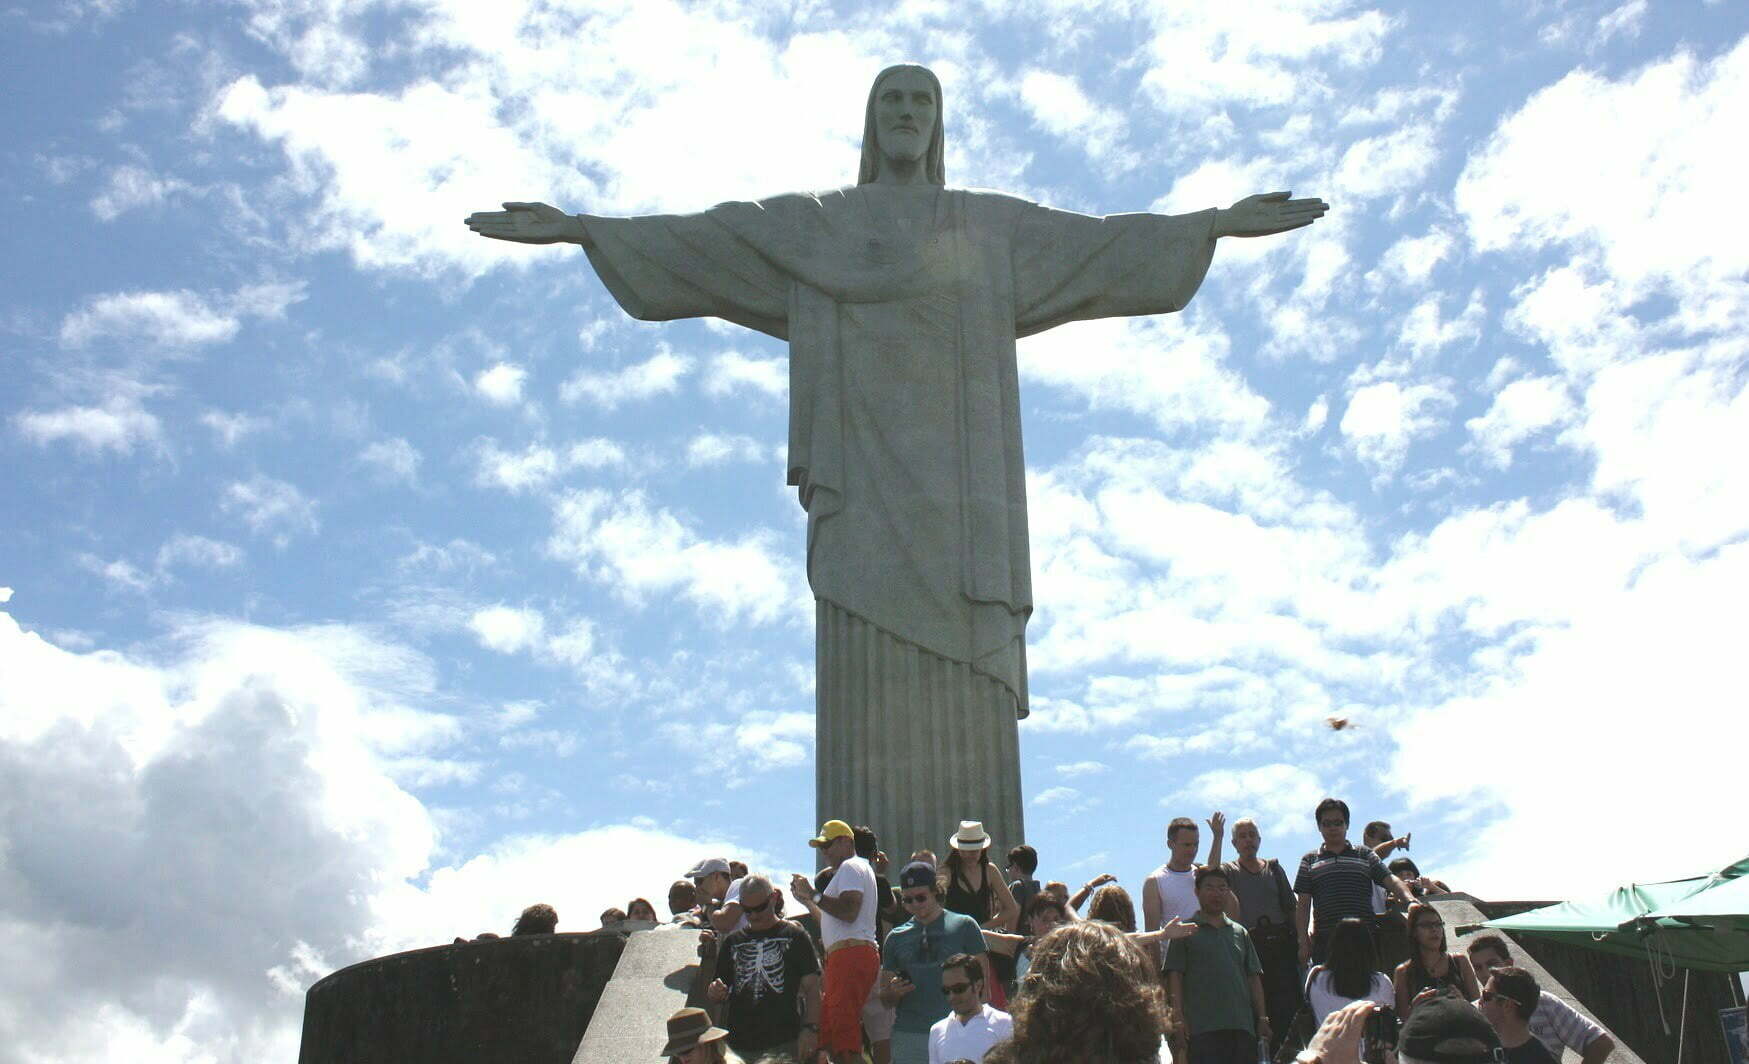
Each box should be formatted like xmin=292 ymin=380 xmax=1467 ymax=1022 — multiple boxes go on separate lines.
xmin=983 ymin=920 xmax=1181 ymax=1064
xmin=1084 ymin=883 xmax=1137 ymax=932
xmin=1392 ymin=902 xmax=1479 ymax=1016
xmin=942 ymin=821 xmax=1021 ymax=930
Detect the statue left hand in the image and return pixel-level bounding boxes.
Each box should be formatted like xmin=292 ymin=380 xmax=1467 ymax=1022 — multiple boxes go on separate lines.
xmin=1215 ymin=190 xmax=1329 ymax=237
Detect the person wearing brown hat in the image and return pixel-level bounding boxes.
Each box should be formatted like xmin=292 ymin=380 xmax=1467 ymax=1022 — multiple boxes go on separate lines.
xmin=660 ymin=1006 xmax=734 ymax=1063
xmin=791 ymin=819 xmax=880 ymax=1063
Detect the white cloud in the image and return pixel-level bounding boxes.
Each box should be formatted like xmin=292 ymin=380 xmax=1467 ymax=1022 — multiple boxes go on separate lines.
xmin=77 ymin=554 xmax=157 ymax=594
xmin=1332 ymin=125 xmax=1438 ymax=202
xmin=221 ymin=476 xmax=319 ymax=544
xmin=1395 ymin=289 xmax=1484 ymax=361
xmin=1016 ymin=70 xmax=1129 ymax=165
xmin=662 ymin=710 xmax=814 ymax=784
xmin=1339 ymin=380 xmax=1453 ymax=475
xmin=473 ymin=362 xmax=527 ymax=405
xmin=89 ymin=163 xmax=187 ymax=220
xmin=1457 ymin=37 xmax=1749 ymax=334
xmin=547 ymin=488 xmax=802 ymax=626
xmin=467 ymin=605 xmax=604 ymax=677
xmin=201 ymin=410 xmax=269 ymax=447
xmin=685 ymin=433 xmax=768 ymax=467
xmin=1391 ymin=540 xmax=1749 ymax=898
xmin=1167 ymin=763 xmax=1330 ymax=842
xmin=1138 ymin=5 xmax=1393 ymax=116
xmin=57 ymin=282 xmax=305 ymax=350
xmin=0 ymin=607 xmax=752 ymax=1060
xmin=467 ymin=605 xmax=546 ymax=654
xmin=1055 ymin=760 xmax=1107 ymax=779
xmin=14 ymin=397 xmax=161 ymax=455
xmin=1464 ymin=376 xmax=1575 ymax=468
xmin=1031 ymin=785 xmax=1081 ymax=807
xmin=0 ymin=613 xmax=447 ymax=1063
xmin=560 ymin=348 xmax=692 ymax=408
xmin=1017 ymin=316 xmax=1271 ymax=439
xmin=61 ymin=292 xmax=226 ymax=348
xmin=358 ymin=437 xmax=421 ymax=483
xmin=470 ymin=437 xmax=626 ymax=493
xmin=1367 ymin=227 xmax=1455 ymax=289
xmin=156 ymin=534 xmax=245 ymax=573
xmin=703 ymin=351 xmax=786 ymax=401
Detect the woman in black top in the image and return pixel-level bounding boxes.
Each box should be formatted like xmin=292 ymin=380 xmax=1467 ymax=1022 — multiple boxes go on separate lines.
xmin=941 ymin=821 xmax=1020 ymax=930
xmin=1393 ymin=902 xmax=1480 ymax=1016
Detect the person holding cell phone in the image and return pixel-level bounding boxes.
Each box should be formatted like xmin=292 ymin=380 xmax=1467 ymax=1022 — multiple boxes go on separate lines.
xmin=879 ymin=862 xmax=992 ymax=1064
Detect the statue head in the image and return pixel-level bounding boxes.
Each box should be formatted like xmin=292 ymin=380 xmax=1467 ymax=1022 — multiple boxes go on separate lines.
xmin=858 ymin=63 xmax=946 ymax=186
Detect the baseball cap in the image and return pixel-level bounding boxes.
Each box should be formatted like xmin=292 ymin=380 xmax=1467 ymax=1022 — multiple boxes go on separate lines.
xmin=685 ymin=857 xmax=730 ymax=879
xmin=1398 ymin=992 xmax=1505 ymax=1063
xmin=898 ymin=861 xmax=937 ymax=889
xmin=809 ymin=819 xmax=854 ymax=848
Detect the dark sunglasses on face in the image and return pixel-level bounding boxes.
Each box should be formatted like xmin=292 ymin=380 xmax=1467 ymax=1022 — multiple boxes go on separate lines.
xmin=741 ymin=898 xmax=772 ymax=914
xmin=942 ymin=981 xmax=974 ymax=995
xmin=902 ymin=891 xmax=932 ymax=905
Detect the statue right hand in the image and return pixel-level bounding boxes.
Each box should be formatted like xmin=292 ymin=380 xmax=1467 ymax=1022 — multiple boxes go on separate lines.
xmin=464 ymin=201 xmax=580 ymax=244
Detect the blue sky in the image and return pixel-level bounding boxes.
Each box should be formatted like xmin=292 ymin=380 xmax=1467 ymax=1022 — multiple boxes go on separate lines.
xmin=3 ymin=0 xmax=1747 ymax=1058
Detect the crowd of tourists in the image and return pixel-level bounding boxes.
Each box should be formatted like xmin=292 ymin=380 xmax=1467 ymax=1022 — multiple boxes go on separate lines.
xmin=490 ymin=798 xmax=1619 ymax=1064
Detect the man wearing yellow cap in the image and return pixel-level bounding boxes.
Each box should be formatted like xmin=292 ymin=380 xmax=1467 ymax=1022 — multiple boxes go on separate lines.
xmin=792 ymin=819 xmax=880 ymax=1063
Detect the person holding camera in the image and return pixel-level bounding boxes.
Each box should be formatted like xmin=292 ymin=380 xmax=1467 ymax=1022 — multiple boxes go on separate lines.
xmin=1304 ymin=917 xmax=1397 ymax=1062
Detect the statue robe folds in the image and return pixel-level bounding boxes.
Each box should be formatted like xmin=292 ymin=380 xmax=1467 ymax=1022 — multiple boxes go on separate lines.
xmin=580 ymin=187 xmax=1216 ymax=857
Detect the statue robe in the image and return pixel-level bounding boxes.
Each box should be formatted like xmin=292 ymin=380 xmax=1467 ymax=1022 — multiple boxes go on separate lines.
xmin=580 ymin=186 xmax=1216 ymax=857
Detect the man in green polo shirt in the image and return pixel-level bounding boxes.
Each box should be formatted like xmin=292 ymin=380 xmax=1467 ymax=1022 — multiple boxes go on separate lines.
xmin=1163 ymin=865 xmax=1269 ymax=1064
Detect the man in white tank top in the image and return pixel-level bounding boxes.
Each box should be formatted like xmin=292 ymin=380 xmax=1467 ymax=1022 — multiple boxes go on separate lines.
xmin=1142 ymin=813 xmax=1233 ymax=958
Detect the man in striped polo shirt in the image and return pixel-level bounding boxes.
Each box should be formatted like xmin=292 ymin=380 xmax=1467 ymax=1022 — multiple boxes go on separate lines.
xmin=1294 ymin=798 xmax=1413 ymax=964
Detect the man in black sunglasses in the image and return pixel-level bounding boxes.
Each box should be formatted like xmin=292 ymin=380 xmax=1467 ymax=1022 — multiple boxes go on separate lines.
xmin=879 ymin=862 xmax=992 ymax=1064
xmin=708 ymin=874 xmax=823 ymax=1062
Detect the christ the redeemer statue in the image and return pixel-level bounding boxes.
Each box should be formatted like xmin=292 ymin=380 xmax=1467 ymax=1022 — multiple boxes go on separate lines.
xmin=466 ymin=64 xmax=1327 ymax=860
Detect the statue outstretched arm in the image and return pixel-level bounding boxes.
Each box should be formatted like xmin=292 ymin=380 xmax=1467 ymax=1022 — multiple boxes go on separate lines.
xmin=1212 ymin=190 xmax=1329 ymax=238
xmin=464 ymin=201 xmax=593 ymax=248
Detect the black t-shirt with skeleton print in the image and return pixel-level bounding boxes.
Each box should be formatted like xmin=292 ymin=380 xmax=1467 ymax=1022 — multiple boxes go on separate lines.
xmin=713 ymin=920 xmax=822 ymax=1052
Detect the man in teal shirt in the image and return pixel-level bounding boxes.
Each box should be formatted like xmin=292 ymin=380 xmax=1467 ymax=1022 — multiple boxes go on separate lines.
xmin=880 ymin=862 xmax=991 ymax=1064
xmin=1163 ymin=866 xmax=1270 ymax=1063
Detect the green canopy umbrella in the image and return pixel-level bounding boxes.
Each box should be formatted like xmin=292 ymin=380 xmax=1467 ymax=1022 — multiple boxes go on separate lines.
xmin=1646 ymin=858 xmax=1749 ymax=933
xmin=1479 ymin=856 xmax=1749 ymax=972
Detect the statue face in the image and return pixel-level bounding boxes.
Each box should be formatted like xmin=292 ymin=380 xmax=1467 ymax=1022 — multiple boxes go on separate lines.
xmin=873 ymin=68 xmax=936 ymax=166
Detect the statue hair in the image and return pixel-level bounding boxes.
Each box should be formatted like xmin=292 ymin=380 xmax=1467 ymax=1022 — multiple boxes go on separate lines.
xmin=858 ymin=64 xmax=946 ymax=186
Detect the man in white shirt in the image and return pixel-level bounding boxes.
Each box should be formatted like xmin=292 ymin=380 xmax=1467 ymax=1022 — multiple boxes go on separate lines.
xmin=928 ymin=952 xmax=1011 ymax=1064
xmin=792 ymin=819 xmax=880 ymax=1064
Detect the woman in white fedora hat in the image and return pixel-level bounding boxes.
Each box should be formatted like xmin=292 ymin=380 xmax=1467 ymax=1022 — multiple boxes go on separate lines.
xmin=941 ymin=820 xmax=1020 ymax=932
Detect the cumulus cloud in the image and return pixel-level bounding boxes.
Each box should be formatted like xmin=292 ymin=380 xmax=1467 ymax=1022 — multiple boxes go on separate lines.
xmin=703 ymin=351 xmax=786 ymax=400
xmin=1016 ymin=69 xmax=1130 ymax=165
xmin=89 ymin=163 xmax=188 ymax=220
xmin=547 ymin=488 xmax=802 ymax=626
xmin=1464 ymin=376 xmax=1575 ymax=468
xmin=1332 ymin=125 xmax=1438 ymax=202
xmin=660 ymin=710 xmax=814 ymax=785
xmin=470 ymin=437 xmax=626 ymax=494
xmin=358 ymin=437 xmax=421 ymax=483
xmin=1339 ymin=380 xmax=1453 ymax=475
xmin=0 ymin=606 xmax=758 ymax=1061
xmin=473 ymin=362 xmax=526 ymax=405
xmin=1457 ymin=36 xmax=1749 ymax=333
xmin=59 ymin=283 xmax=304 ymax=349
xmin=1167 ymin=763 xmax=1330 ymax=841
xmin=559 ymin=348 xmax=692 ymax=408
xmin=685 ymin=433 xmax=769 ymax=468
xmin=14 ymin=396 xmax=161 ymax=455
xmin=220 ymin=476 xmax=319 ymax=544
xmin=156 ymin=534 xmax=245 ymax=573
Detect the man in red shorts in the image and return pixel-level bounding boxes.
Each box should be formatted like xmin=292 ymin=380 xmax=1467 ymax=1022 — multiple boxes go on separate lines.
xmin=792 ymin=819 xmax=879 ymax=1063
